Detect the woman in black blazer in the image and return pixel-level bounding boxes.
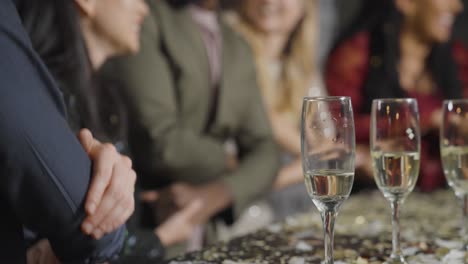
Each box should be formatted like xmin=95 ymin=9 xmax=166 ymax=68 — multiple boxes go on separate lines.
xmin=0 ymin=0 xmax=138 ymax=263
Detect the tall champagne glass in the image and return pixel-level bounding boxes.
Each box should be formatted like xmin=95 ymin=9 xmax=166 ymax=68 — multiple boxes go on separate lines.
xmin=440 ymin=99 xmax=468 ymax=246
xmin=301 ymin=96 xmax=355 ymax=264
xmin=370 ymin=99 xmax=420 ymax=264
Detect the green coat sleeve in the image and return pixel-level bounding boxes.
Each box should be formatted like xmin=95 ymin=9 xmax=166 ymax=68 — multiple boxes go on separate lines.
xmin=112 ymin=11 xmax=227 ymax=183
xmin=220 ymin=36 xmax=280 ymax=217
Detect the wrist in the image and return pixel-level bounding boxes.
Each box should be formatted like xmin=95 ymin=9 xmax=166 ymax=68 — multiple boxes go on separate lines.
xmin=155 ymin=226 xmax=172 ymax=246
xmin=205 ymin=181 xmax=232 ymax=215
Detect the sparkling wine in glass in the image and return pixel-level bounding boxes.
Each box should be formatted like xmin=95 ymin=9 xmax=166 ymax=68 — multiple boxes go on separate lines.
xmin=440 ymin=99 xmax=468 ymax=246
xmin=370 ymin=98 xmax=420 ymax=264
xmin=301 ymin=96 xmax=355 ymax=264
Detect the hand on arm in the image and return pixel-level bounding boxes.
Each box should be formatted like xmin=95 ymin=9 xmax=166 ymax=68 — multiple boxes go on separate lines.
xmin=273 ymin=159 xmax=303 ymax=190
xmin=0 ymin=30 xmax=126 ymax=261
xmin=155 ymin=199 xmax=203 ymax=246
xmin=27 ymin=240 xmax=60 ymax=264
xmin=355 ymin=144 xmax=374 ymax=181
xmin=27 ymin=129 xmax=137 ymax=263
xmin=430 ymin=108 xmax=443 ymax=131
xmin=170 ymin=182 xmax=232 ymax=225
xmin=139 ymin=190 xmax=204 ymax=246
xmin=78 ymin=129 xmax=136 ymax=240
xmin=269 ymin=111 xmax=301 ymax=156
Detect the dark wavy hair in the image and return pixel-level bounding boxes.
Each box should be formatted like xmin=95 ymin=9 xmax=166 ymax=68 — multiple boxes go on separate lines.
xmin=331 ymin=0 xmax=463 ymax=112
xmin=17 ymin=0 xmax=127 ymax=143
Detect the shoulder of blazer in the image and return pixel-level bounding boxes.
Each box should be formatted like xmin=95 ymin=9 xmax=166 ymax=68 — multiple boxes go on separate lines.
xmin=147 ymin=1 xmax=210 ymax=75
xmin=219 ymin=18 xmax=257 ymax=81
xmin=0 ymin=1 xmax=67 ymax=116
xmin=0 ymin=1 xmax=31 ymax=48
xmin=148 ymin=0 xmax=186 ymax=34
xmin=220 ymin=18 xmax=255 ymax=60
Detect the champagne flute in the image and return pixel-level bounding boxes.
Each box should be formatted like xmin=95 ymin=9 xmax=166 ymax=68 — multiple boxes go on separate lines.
xmin=301 ymin=96 xmax=355 ymax=264
xmin=370 ymin=98 xmax=420 ymax=264
xmin=440 ymin=99 xmax=468 ymax=246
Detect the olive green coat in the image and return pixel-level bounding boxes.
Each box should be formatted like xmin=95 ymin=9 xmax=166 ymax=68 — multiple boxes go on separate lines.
xmin=109 ymin=0 xmax=279 ymax=216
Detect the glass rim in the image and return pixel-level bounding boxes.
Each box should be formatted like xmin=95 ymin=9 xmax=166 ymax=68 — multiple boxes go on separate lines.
xmin=372 ymin=98 xmax=416 ymax=104
xmin=443 ymin=99 xmax=468 ymax=104
xmin=303 ymin=96 xmax=350 ymax=102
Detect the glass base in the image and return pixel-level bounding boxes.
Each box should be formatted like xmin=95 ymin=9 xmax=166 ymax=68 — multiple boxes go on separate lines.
xmin=383 ymin=255 xmax=407 ymax=264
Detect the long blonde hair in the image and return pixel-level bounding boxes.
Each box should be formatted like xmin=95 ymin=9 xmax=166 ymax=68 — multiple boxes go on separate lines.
xmin=229 ymin=0 xmax=318 ymax=119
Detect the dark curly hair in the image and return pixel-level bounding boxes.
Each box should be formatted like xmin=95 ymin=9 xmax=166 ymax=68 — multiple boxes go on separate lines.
xmin=17 ymin=0 xmax=128 ymax=143
xmin=331 ymin=0 xmax=463 ymax=112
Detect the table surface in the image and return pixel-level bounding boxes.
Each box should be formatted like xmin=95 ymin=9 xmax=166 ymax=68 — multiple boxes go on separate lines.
xmin=169 ymin=190 xmax=468 ymax=264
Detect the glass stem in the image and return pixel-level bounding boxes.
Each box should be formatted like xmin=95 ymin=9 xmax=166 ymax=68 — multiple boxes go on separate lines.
xmin=390 ymin=200 xmax=403 ymax=260
xmin=321 ymin=210 xmax=337 ymax=264
xmin=462 ymin=195 xmax=468 ymax=244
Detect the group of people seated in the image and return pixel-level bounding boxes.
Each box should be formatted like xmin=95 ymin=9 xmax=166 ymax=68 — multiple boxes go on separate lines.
xmin=0 ymin=0 xmax=467 ymax=263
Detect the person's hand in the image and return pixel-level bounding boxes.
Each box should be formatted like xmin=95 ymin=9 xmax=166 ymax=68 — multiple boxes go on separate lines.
xmin=139 ymin=190 xmax=203 ymax=246
xmin=446 ymin=110 xmax=468 ymax=139
xmin=430 ymin=109 xmax=443 ymax=130
xmin=225 ymin=153 xmax=239 ymax=172
xmin=27 ymin=239 xmax=60 ymax=264
xmin=141 ymin=188 xmax=180 ymax=225
xmin=78 ymin=129 xmax=136 ymax=239
xmin=224 ymin=140 xmax=239 ymax=172
xmin=269 ymin=111 xmax=302 ymax=156
xmin=355 ymin=144 xmax=374 ymax=180
xmin=140 ymin=190 xmax=159 ymax=203
xmin=273 ymin=159 xmax=303 ymax=190
xmin=170 ymin=182 xmax=232 ymax=224
xmin=155 ymin=199 xmax=203 ymax=246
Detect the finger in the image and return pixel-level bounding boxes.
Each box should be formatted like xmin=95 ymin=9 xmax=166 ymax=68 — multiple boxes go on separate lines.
xmin=86 ymin=186 xmax=123 ymax=239
xmin=171 ymin=186 xmax=189 ymax=208
xmin=96 ymin=202 xmax=127 ymax=237
xmin=83 ymin=144 xmax=119 ymax=217
xmin=97 ymin=169 xmax=136 ymax=235
xmin=121 ymin=155 xmax=132 ymax=168
xmin=178 ymin=199 xmax=203 ymax=222
xmin=78 ymin=129 xmax=95 ymax=154
xmin=140 ymin=190 xmax=159 ymax=202
xmin=85 ymin=164 xmax=132 ymax=237
xmin=37 ymin=240 xmax=53 ymax=264
xmin=103 ymin=173 xmax=134 ymax=233
xmin=38 ymin=249 xmax=49 ymax=264
xmin=170 ymin=184 xmax=192 ymax=205
xmin=97 ymin=197 xmax=135 ymax=237
xmin=26 ymin=247 xmax=39 ymax=264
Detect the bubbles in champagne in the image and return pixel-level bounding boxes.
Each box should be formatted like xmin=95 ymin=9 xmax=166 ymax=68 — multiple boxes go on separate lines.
xmin=441 ymin=146 xmax=468 ymax=196
xmin=371 ymin=151 xmax=420 ymax=202
xmin=304 ymin=170 xmax=354 ymax=212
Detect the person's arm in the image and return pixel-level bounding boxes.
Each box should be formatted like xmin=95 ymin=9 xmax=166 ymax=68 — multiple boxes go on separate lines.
xmin=171 ymin=103 xmax=279 ymax=223
xmin=269 ymin=111 xmax=302 ymax=156
xmin=169 ymin=40 xmax=280 ymax=219
xmin=0 ymin=25 xmax=124 ymax=263
xmin=218 ymin=44 xmax=280 ymax=217
xmin=78 ymin=129 xmax=136 ymax=240
xmin=273 ymin=159 xmax=303 ymax=190
xmin=110 ymin=9 xmax=226 ymax=183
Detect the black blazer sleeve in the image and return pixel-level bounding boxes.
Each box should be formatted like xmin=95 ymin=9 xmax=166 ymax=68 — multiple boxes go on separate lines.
xmin=0 ymin=1 xmax=125 ymax=262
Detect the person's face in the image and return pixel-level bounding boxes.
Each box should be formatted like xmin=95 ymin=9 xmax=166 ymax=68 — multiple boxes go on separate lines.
xmin=242 ymin=0 xmax=305 ymax=36
xmin=87 ymin=0 xmax=149 ymax=55
xmin=398 ymin=0 xmax=463 ymax=43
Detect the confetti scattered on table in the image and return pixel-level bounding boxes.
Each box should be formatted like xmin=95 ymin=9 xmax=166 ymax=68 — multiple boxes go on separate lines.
xmin=170 ymin=191 xmax=468 ymax=264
